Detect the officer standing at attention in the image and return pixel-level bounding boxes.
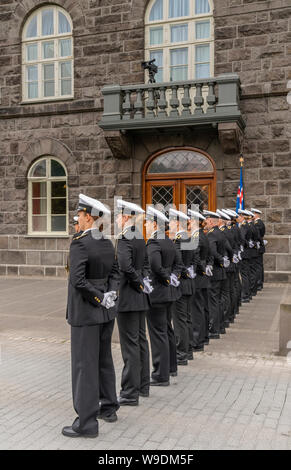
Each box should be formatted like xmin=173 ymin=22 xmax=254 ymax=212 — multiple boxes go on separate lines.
xmin=245 ymin=210 xmax=260 ymax=299
xmin=115 ymin=199 xmax=152 ymax=406
xmin=251 ymin=208 xmax=266 ymax=291
xmin=203 ymin=211 xmax=229 ymax=339
xmin=62 ymin=194 xmax=120 ymax=438
xmin=145 ymin=206 xmax=182 ymax=385
xmin=238 ymin=209 xmax=252 ymax=303
xmin=169 ymin=208 xmax=196 ymax=365
xmin=188 ymin=210 xmax=213 ymax=351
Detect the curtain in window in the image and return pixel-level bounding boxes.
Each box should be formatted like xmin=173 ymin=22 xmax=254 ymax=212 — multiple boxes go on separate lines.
xmin=169 ymin=0 xmax=189 ymax=18
xmin=170 ymin=48 xmax=188 ymax=81
xmin=195 ymin=44 xmax=210 ymax=79
xmin=42 ymin=9 xmax=54 ymax=35
xmin=149 ymin=0 xmax=163 ymax=21
xmin=150 ymin=27 xmax=163 ymax=45
xmin=59 ymin=12 xmax=71 ymax=34
xmin=171 ymin=24 xmax=188 ymax=42
xmin=195 ymin=0 xmax=210 ymax=14
xmin=26 ymin=16 xmax=37 ymax=38
xmin=196 ymin=21 xmax=210 ymax=39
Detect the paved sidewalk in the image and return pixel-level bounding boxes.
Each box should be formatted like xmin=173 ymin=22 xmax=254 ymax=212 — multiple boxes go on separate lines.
xmin=0 ymin=278 xmax=291 ymax=450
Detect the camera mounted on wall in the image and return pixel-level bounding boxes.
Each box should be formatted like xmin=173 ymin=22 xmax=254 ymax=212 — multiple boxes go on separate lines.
xmin=141 ymin=59 xmax=158 ymax=83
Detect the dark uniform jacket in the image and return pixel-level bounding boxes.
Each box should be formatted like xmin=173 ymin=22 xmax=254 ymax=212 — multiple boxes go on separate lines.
xmin=173 ymin=230 xmax=197 ymax=296
xmin=248 ymin=221 xmax=260 ymax=259
xmin=220 ymin=225 xmax=235 ymax=273
xmin=207 ymin=226 xmax=227 ymax=281
xmin=116 ymin=226 xmax=150 ymax=313
xmin=240 ymin=221 xmax=252 ymax=259
xmin=66 ymin=229 xmax=120 ymax=327
xmin=192 ymin=228 xmax=213 ymax=289
xmin=254 ymin=218 xmax=266 ymax=254
xmin=147 ymin=230 xmax=182 ymax=304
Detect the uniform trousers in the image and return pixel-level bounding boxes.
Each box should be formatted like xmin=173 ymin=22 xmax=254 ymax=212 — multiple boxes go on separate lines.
xmin=71 ymin=320 xmax=119 ymax=435
xmin=192 ymin=288 xmax=206 ymax=349
xmin=249 ymin=256 xmax=259 ymax=296
xmin=208 ymin=280 xmax=223 ymax=335
xmin=117 ymin=311 xmax=150 ymax=400
xmin=221 ymin=275 xmax=231 ymax=327
xmin=233 ymin=268 xmax=241 ymax=315
xmin=173 ymin=295 xmax=192 ymax=361
xmin=203 ymin=288 xmax=210 ymax=341
xmin=240 ymin=258 xmax=251 ymax=301
xmin=147 ymin=302 xmax=177 ymax=382
xmin=257 ymin=254 xmax=264 ymax=288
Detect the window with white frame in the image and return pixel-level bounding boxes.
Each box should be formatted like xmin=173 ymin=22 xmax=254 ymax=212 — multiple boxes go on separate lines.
xmin=28 ymin=157 xmax=68 ymax=235
xmin=145 ymin=0 xmax=214 ymax=82
xmin=22 ymin=6 xmax=73 ymax=102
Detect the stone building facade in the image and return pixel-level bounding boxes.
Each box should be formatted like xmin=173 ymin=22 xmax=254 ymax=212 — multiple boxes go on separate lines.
xmin=0 ymin=0 xmax=290 ymax=282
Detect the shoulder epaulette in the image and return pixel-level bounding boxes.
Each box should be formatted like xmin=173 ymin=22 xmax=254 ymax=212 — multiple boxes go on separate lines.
xmin=73 ymin=231 xmax=89 ymax=241
xmin=227 ymin=226 xmax=232 ymax=230
xmin=208 ymin=228 xmax=214 ymax=234
xmin=175 ymin=234 xmax=182 ymax=241
xmin=192 ymin=232 xmax=199 ymax=239
xmin=219 ymin=227 xmax=225 ymax=231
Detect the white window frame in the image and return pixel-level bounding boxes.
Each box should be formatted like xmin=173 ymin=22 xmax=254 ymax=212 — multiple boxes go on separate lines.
xmin=22 ymin=5 xmax=74 ymax=103
xmin=28 ymin=156 xmax=68 ymax=236
xmin=145 ymin=0 xmax=214 ymax=82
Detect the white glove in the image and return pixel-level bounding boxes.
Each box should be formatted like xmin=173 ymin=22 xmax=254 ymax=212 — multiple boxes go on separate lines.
xmin=143 ymin=278 xmax=153 ymax=294
xmin=223 ymin=256 xmax=230 ymax=268
xmin=256 ymin=242 xmax=260 ymax=249
xmin=107 ymin=290 xmax=117 ymax=301
xmin=263 ymin=240 xmax=268 ymax=246
xmin=101 ymin=292 xmax=116 ymax=309
xmin=240 ymin=245 xmax=244 ymax=252
xmin=170 ymin=273 xmax=180 ymax=287
xmin=233 ymin=254 xmax=239 ymax=264
xmin=187 ymin=265 xmax=196 ymax=279
xmin=238 ymin=251 xmax=242 ymax=261
xmin=249 ymin=240 xmax=255 ymax=248
xmin=205 ymin=265 xmax=213 ymax=277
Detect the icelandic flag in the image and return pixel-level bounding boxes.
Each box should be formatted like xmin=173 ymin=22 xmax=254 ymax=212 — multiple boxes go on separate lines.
xmin=236 ymin=166 xmax=244 ymax=212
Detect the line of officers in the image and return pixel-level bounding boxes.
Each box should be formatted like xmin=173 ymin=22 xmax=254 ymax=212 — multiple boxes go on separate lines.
xmin=62 ymin=194 xmax=266 ymax=439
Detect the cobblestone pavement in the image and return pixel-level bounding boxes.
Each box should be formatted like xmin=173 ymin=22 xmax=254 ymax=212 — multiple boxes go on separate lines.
xmin=0 ymin=278 xmax=291 ymax=450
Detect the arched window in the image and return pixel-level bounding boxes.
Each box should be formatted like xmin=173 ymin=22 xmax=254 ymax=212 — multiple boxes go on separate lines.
xmin=22 ymin=5 xmax=73 ymax=102
xmin=145 ymin=0 xmax=213 ymax=82
xmin=28 ymin=157 xmax=68 ymax=235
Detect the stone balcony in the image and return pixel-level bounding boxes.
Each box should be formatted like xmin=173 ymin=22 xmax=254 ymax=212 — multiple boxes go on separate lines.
xmin=99 ymin=73 xmax=246 ymax=158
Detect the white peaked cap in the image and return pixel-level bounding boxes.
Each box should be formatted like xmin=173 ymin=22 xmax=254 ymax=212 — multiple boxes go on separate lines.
xmin=78 ymin=193 xmax=111 ymax=216
xmin=238 ymin=209 xmax=249 ymax=216
xmin=251 ymin=208 xmax=262 ymax=214
xmin=203 ymin=210 xmax=220 ymax=219
xmin=117 ymin=199 xmax=145 ymax=215
xmin=225 ymin=209 xmax=239 ymax=217
xmin=169 ymin=208 xmax=190 ymax=221
xmin=217 ymin=209 xmax=231 ymax=220
xmin=245 ymin=209 xmax=255 ymax=216
xmin=145 ymin=206 xmax=169 ymax=223
xmin=188 ymin=209 xmax=206 ymax=220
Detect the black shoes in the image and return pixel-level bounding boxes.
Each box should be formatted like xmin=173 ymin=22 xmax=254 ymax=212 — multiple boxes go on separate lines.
xmin=62 ymin=426 xmax=98 ymax=438
xmin=150 ymin=379 xmax=169 ymax=386
xmin=170 ymin=371 xmax=178 ymax=377
xmin=193 ymin=345 xmax=204 ymax=352
xmin=118 ymin=396 xmax=139 ymax=406
xmin=209 ymin=333 xmax=220 ymax=339
xmin=241 ymin=298 xmax=250 ymax=303
xmin=204 ymin=338 xmax=209 ymax=345
xmin=139 ymin=391 xmax=150 ymax=397
xmin=98 ymin=412 xmax=118 ymax=422
xmin=177 ymin=359 xmax=188 ymax=366
xmin=220 ymin=328 xmax=226 ymax=334
xmin=188 ymin=351 xmax=194 ymax=360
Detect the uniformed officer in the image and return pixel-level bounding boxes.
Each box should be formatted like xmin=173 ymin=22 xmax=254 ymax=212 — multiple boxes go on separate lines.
xmin=115 ymin=199 xmax=151 ymax=406
xmin=169 ymin=208 xmax=196 ymax=365
xmin=238 ymin=209 xmax=252 ymax=303
xmin=251 ymin=208 xmax=266 ymax=291
xmin=188 ymin=210 xmax=213 ymax=351
xmin=245 ymin=210 xmax=260 ymax=299
xmin=62 ymin=194 xmax=120 ymax=438
xmin=145 ymin=206 xmax=182 ymax=385
xmin=203 ymin=211 xmax=229 ymax=339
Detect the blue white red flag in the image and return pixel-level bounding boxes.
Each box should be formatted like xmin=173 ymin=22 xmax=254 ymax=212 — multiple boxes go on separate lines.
xmin=236 ymin=166 xmax=244 ymax=212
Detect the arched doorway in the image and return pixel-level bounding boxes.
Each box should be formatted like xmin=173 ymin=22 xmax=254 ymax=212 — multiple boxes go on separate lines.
xmin=143 ymin=147 xmax=216 ymax=212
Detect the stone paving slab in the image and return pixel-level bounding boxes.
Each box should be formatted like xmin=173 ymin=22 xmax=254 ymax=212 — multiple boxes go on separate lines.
xmin=0 ymin=279 xmax=291 ymax=450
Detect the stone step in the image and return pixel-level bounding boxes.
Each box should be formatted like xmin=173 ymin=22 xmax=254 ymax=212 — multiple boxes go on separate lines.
xmin=0 ymin=265 xmax=67 ymax=278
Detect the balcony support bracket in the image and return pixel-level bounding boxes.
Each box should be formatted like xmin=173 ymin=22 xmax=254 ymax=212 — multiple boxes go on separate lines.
xmin=218 ymin=122 xmax=244 ymax=155
xmin=104 ymin=130 xmax=132 ymax=159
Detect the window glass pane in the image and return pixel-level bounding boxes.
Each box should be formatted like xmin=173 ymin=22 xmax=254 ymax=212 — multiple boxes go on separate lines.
xmin=51 ymin=161 xmax=66 ymax=178
xmin=150 ymin=50 xmax=163 ymax=82
xmin=42 ymin=41 xmax=54 ymax=59
xmin=59 ymin=11 xmax=71 ymax=34
xmin=28 ymin=82 xmax=38 ymax=99
xmin=27 ymin=65 xmax=38 ymax=81
xmin=196 ymin=44 xmax=210 ymax=62
xmin=44 ymin=81 xmax=55 ymax=97
xmin=51 ymin=180 xmax=66 ymax=196
xmin=51 ymin=215 xmax=66 ymax=231
xmin=32 ymin=216 xmax=47 ymax=231
xmin=61 ymin=79 xmax=72 ymax=95
xmin=169 ymin=0 xmax=189 ymax=18
xmin=149 ymin=0 xmax=163 ymax=21
xmin=150 ymin=27 xmax=163 ymax=45
xmin=196 ymin=20 xmax=210 ymax=39
xmin=26 ymin=15 xmax=37 ymax=38
xmin=51 ymin=198 xmax=66 ymax=214
xmin=170 ymin=47 xmax=188 ymax=80
xmin=60 ymin=61 xmax=72 ymax=78
xmin=171 ymin=24 xmax=188 ymax=42
xmin=27 ymin=43 xmax=38 ymax=61
xmin=43 ymin=63 xmax=54 ymax=80
xmin=32 ymin=198 xmax=47 ymax=215
xmin=148 ymin=150 xmax=213 ymax=173
xmin=196 ymin=63 xmax=210 ymax=79
xmin=195 ymin=0 xmax=210 ymax=14
xmin=32 ymin=160 xmax=46 ymax=177
xmin=42 ymin=9 xmax=54 ymax=36
xmin=32 ymin=182 xmax=47 ymax=197
xmin=59 ymin=38 xmax=72 ymax=57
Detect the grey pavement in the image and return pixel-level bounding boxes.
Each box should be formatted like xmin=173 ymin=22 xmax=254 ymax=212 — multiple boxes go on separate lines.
xmin=0 ymin=278 xmax=291 ymax=450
